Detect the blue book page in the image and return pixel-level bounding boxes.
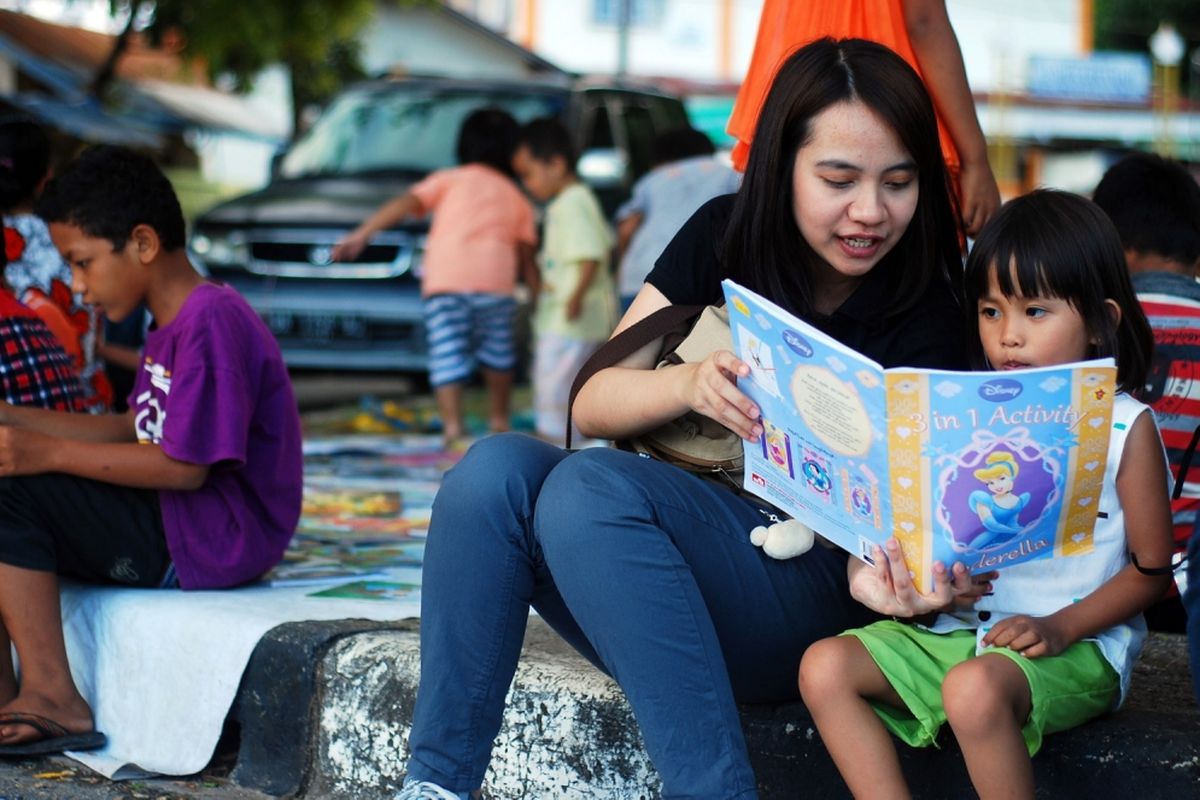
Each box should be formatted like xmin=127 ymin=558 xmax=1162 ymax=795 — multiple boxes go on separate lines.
xmin=721 ymin=280 xmax=893 ymax=563
xmin=886 ymin=360 xmax=1116 ymax=585
xmin=722 ymin=279 xmax=1117 ymax=591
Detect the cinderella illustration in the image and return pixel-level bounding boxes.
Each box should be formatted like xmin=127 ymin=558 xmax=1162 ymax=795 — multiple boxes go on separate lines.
xmin=966 ymin=451 xmax=1031 ymax=549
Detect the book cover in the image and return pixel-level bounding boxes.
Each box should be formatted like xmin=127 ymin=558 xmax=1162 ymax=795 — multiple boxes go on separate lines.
xmin=722 ymin=279 xmax=1117 ymax=591
xmin=307 ymin=580 xmax=419 ymax=601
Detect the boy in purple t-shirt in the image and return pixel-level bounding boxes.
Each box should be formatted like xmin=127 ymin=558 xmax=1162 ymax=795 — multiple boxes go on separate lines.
xmin=0 ymin=146 xmax=302 ymax=757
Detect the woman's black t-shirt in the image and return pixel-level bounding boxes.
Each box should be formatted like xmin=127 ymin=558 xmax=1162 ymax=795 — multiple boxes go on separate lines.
xmin=645 ymin=194 xmax=969 ymax=371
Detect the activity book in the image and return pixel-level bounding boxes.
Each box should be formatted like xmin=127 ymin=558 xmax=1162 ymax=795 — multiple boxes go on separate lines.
xmin=722 ymin=279 xmax=1117 ymax=592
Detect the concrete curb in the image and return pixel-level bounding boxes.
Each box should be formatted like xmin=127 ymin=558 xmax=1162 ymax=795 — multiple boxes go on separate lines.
xmin=230 ymin=620 xmax=1200 ymax=799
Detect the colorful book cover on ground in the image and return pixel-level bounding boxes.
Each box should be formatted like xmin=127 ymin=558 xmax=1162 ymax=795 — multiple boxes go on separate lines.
xmin=307 ymin=580 xmax=419 ymax=601
xmin=722 ymin=279 xmax=1117 ymax=591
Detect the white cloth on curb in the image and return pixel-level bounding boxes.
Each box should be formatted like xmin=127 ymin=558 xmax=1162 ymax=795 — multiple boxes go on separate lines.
xmin=59 ymin=566 xmax=423 ymax=779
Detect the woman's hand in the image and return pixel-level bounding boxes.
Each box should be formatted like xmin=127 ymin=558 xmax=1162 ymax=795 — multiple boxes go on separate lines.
xmin=679 ymin=350 xmax=761 ymax=441
xmin=848 ymin=537 xmax=989 ymax=617
xmin=981 ymin=614 xmax=1068 ymax=658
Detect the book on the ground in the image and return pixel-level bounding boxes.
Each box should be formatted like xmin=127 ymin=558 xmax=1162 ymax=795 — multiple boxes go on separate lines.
xmin=307 ymin=580 xmax=419 ymax=601
xmin=722 ymin=279 xmax=1117 ymax=592
xmin=260 ymin=561 xmax=391 ymax=587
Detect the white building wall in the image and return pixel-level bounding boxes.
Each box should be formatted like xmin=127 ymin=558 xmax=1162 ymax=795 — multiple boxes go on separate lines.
xmin=361 ymin=3 xmax=549 ymax=79
xmin=946 ymin=0 xmax=1083 ymax=93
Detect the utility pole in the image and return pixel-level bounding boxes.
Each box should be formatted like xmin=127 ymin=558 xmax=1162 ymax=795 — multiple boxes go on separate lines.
xmin=616 ymin=0 xmax=631 ymax=77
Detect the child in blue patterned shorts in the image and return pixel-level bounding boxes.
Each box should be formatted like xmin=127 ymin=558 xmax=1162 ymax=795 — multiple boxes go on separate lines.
xmin=799 ymin=191 xmax=1175 ymax=798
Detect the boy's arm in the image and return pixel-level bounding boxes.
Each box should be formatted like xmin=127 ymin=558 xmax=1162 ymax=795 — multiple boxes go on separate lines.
xmin=903 ymin=0 xmax=1000 ymax=236
xmin=0 ymin=427 xmax=208 ymax=490
xmin=0 ymin=402 xmax=134 ymax=442
xmin=517 ymin=241 xmax=541 ymax=310
xmin=983 ymin=413 xmax=1174 ymax=657
xmin=615 ymin=213 xmax=644 ymax=264
xmin=332 ymin=192 xmax=426 ymax=262
xmin=565 ymin=259 xmax=600 ymax=321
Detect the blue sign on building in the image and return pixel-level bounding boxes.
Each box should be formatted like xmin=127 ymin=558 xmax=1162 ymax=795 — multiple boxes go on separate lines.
xmin=1027 ymin=53 xmax=1151 ymax=104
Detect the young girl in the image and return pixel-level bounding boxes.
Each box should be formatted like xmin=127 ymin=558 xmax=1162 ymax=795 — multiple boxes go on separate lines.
xmin=332 ymin=107 xmax=538 ymax=446
xmin=799 ymin=190 xmax=1173 ymax=799
xmin=399 ymin=38 xmax=967 ymax=800
xmin=0 ymin=117 xmax=113 ymax=412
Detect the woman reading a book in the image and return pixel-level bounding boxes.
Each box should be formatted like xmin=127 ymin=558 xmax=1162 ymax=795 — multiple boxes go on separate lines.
xmin=398 ymin=38 xmax=976 ymax=800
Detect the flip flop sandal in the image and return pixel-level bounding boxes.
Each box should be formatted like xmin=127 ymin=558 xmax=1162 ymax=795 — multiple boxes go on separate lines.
xmin=0 ymin=712 xmax=107 ymax=757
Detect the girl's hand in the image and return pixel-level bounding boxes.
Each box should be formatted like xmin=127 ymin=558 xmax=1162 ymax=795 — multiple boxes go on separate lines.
xmin=680 ymin=351 xmax=761 ymax=441
xmin=848 ymin=538 xmax=980 ymax=617
xmin=957 ymin=157 xmax=1001 ymax=237
xmin=982 ymin=614 xmax=1068 ymax=658
xmin=331 ymin=230 xmax=369 ymax=262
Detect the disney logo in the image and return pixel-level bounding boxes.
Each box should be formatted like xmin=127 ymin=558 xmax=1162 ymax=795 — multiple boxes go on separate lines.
xmin=978 ymin=378 xmax=1023 ymax=402
xmin=782 ymin=330 xmax=813 ymax=358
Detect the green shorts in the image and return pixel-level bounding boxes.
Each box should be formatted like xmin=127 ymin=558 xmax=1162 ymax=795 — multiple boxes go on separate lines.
xmin=843 ymin=620 xmax=1119 ymax=755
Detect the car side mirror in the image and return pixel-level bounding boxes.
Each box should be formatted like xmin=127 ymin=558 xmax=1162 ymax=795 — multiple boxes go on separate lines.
xmin=578 ymin=147 xmax=629 ymax=190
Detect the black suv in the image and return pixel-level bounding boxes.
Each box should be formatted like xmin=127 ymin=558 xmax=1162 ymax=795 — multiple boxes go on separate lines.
xmin=188 ymin=74 xmax=689 ymax=370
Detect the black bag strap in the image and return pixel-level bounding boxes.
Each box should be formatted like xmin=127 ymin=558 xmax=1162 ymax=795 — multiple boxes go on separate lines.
xmin=1172 ymin=422 xmax=1200 ymax=501
xmin=1132 ymin=420 xmax=1200 ymax=578
xmin=565 ymin=303 xmax=705 ymax=450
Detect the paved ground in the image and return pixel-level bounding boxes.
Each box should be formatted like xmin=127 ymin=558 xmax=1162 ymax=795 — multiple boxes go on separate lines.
xmin=0 ymin=752 xmax=270 ymax=800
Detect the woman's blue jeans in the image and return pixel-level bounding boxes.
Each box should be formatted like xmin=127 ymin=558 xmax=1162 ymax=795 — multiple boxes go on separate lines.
xmin=405 ymin=434 xmax=874 ymax=799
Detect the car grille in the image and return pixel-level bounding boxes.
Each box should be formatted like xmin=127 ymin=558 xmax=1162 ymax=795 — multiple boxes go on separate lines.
xmin=242 ymin=228 xmax=422 ymax=279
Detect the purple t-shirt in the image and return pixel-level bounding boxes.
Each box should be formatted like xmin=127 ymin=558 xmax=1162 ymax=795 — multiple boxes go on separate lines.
xmin=132 ymin=282 xmax=302 ymax=589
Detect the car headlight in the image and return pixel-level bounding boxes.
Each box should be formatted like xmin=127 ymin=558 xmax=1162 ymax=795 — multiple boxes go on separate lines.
xmin=190 ymin=231 xmax=249 ymax=268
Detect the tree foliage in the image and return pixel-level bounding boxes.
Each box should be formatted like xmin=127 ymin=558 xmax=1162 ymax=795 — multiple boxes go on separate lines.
xmin=99 ymin=0 xmax=423 ymax=127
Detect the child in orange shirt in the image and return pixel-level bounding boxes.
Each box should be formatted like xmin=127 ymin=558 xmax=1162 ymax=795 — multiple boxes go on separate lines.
xmin=334 ymin=109 xmax=538 ymax=445
xmin=728 ymin=0 xmax=999 ymax=236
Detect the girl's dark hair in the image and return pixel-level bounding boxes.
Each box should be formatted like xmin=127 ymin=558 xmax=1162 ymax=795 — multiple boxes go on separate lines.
xmin=457 ymin=107 xmax=520 ymax=176
xmin=722 ymin=37 xmax=962 ymax=320
xmin=963 ymin=189 xmax=1153 ymax=394
xmin=0 ymin=116 xmax=51 ymax=211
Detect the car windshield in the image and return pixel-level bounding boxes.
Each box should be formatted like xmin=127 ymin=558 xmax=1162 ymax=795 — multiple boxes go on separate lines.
xmin=279 ymin=85 xmax=567 ymax=179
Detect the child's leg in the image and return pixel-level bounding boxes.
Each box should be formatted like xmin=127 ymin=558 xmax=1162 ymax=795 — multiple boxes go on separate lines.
xmin=0 ymin=563 xmax=93 ymax=743
xmin=480 ymin=367 xmax=512 ymax=433
xmin=942 ymin=653 xmax=1033 ymax=800
xmin=0 ymin=473 xmax=171 ymax=742
xmin=434 ymin=382 xmax=467 ymax=444
xmin=423 ymin=295 xmax=477 ymax=444
xmin=0 ymin=626 xmax=15 ymax=706
xmin=470 ymin=294 xmax=518 ymax=435
xmin=800 ymin=636 xmax=911 ymax=799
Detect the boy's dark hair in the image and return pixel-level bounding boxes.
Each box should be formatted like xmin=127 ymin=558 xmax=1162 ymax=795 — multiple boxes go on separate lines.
xmin=0 ymin=116 xmax=51 ymax=210
xmin=722 ymin=37 xmax=963 ymax=322
xmin=652 ymin=127 xmax=715 ymax=167
xmin=457 ymin=107 xmax=520 ymax=176
xmin=964 ymin=189 xmax=1153 ymax=395
xmin=517 ymin=117 xmax=576 ymax=172
xmin=1092 ymin=152 xmax=1200 ymax=268
xmin=35 ymin=145 xmax=186 ymax=252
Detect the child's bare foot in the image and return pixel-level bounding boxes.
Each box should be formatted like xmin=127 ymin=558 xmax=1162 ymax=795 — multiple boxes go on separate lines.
xmin=0 ymin=691 xmax=95 ymax=745
xmin=488 ymin=417 xmax=510 ymax=434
